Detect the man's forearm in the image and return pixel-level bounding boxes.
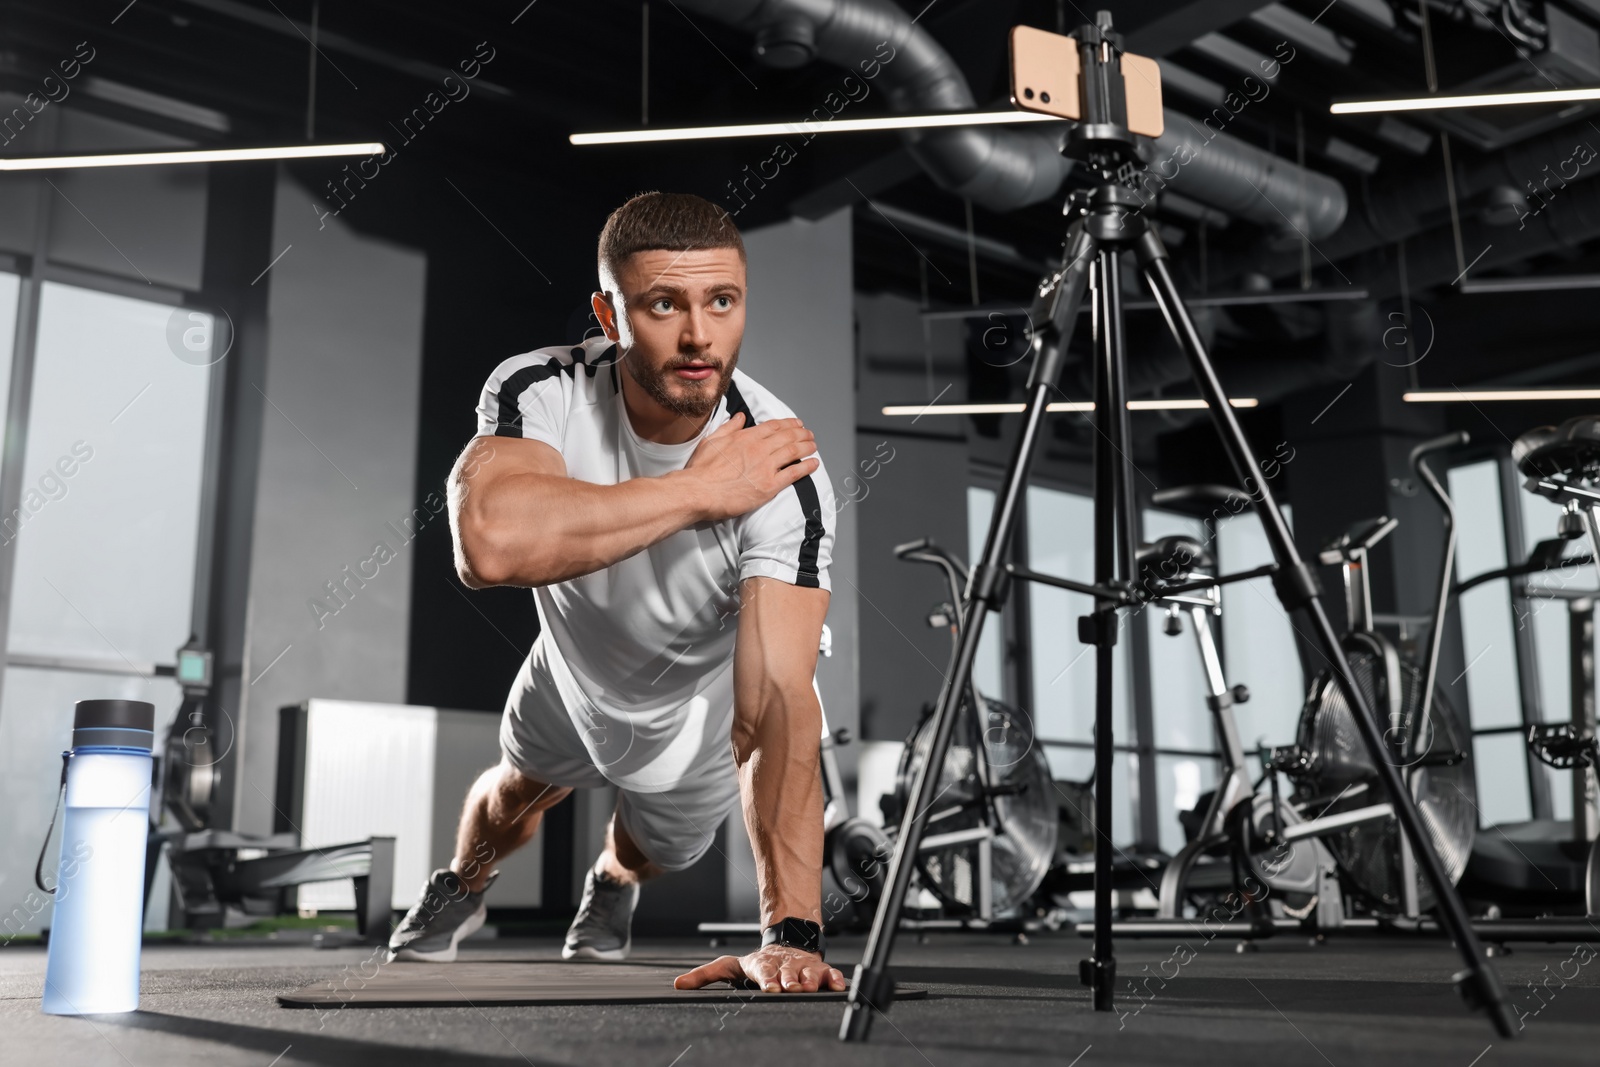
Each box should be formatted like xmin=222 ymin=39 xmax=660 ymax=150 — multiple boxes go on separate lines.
xmin=459 ymin=468 xmax=705 ymax=587
xmin=737 ymin=688 xmax=825 ymax=928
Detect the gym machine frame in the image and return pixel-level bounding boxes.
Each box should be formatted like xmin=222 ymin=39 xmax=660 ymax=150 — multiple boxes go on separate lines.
xmin=839 ymin=13 xmax=1516 ymax=1041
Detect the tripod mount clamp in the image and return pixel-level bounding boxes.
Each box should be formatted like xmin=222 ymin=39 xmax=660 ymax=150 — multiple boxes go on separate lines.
xmin=1061 ymin=15 xmax=1143 ymax=170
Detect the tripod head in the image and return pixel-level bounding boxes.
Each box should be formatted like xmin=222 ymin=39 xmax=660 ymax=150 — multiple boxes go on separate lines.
xmin=1011 ymin=11 xmax=1168 ymax=354
xmin=1010 ymin=13 xmax=1163 ymax=179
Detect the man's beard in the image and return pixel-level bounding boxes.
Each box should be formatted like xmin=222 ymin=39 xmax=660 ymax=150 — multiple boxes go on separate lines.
xmin=624 ymin=346 xmax=740 ymax=420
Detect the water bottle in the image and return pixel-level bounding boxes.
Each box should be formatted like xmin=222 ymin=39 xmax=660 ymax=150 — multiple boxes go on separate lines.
xmin=41 ymin=699 xmax=155 ymax=1015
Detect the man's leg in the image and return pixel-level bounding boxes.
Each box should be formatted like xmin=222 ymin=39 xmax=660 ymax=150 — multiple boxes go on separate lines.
xmin=562 ymin=798 xmax=662 ymax=960
xmin=565 ymin=771 xmax=741 ymax=960
xmin=594 ymin=802 xmax=666 ymax=886
xmin=453 ymin=758 xmax=571 ymax=893
xmin=388 ymin=759 xmax=569 ymax=962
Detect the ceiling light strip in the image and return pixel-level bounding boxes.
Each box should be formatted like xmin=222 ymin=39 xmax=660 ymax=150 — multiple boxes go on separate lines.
xmin=1331 ymin=87 xmax=1600 ymax=115
xmin=881 ymin=399 xmax=1259 ymax=416
xmin=1403 ymin=389 xmax=1600 ymax=402
xmin=571 ymin=111 xmax=1063 ymax=146
xmin=1459 ymin=274 xmax=1600 ymax=294
xmin=0 ymin=142 xmax=387 ymax=171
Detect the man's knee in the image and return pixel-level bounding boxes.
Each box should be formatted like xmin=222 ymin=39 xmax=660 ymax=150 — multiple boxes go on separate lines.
xmin=491 ymin=760 xmax=569 ymax=817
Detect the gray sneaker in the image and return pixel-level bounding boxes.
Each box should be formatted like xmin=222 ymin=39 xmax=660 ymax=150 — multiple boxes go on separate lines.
xmin=562 ymin=866 xmax=639 ymax=961
xmin=386 ymin=868 xmax=497 ymax=963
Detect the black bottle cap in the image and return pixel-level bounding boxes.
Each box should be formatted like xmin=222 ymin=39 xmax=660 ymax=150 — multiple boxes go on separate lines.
xmin=72 ymin=699 xmax=156 ymax=751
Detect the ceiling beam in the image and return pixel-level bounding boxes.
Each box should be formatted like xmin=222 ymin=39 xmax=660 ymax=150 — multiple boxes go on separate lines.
xmin=168 ymin=0 xmax=515 ymax=98
xmin=1117 ymin=0 xmax=1272 ymax=57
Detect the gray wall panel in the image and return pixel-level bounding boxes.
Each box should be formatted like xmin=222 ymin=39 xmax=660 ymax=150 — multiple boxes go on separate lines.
xmin=233 ymin=170 xmax=426 ymax=836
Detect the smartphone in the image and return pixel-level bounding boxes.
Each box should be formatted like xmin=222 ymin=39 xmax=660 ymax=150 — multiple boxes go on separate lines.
xmin=1009 ymin=25 xmax=1164 ymax=138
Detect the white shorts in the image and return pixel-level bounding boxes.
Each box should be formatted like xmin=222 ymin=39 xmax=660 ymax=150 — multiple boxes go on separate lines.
xmin=498 ymin=640 xmax=742 ymax=872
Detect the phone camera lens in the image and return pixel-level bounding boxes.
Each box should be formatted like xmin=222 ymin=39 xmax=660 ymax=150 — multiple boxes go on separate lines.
xmin=1024 ymin=87 xmax=1034 ymax=99
xmin=1041 ymin=91 xmax=1051 ymax=104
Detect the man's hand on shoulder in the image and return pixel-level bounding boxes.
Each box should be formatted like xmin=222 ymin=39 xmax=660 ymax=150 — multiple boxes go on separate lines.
xmin=673 ymin=943 xmax=845 ymax=994
xmin=682 ymin=412 xmax=818 ymax=523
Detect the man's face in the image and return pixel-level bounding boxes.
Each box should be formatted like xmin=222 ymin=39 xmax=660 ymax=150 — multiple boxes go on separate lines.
xmin=596 ymin=247 xmax=747 ymax=420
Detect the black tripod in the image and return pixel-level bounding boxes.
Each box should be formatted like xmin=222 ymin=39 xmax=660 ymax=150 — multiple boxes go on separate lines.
xmin=840 ymin=13 xmax=1517 ymax=1042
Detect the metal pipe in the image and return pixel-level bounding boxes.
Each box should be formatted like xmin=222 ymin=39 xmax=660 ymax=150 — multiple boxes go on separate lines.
xmin=676 ymin=0 xmax=1347 ymax=231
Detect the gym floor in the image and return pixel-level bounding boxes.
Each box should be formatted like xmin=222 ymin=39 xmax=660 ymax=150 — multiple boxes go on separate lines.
xmin=1 ymin=933 xmax=1593 ymax=1066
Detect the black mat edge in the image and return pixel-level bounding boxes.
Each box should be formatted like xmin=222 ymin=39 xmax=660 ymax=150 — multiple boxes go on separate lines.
xmin=277 ymin=988 xmax=927 ymax=1008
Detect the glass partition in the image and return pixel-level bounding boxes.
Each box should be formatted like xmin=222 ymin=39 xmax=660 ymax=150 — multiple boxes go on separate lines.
xmin=0 ymin=282 xmax=214 ymax=932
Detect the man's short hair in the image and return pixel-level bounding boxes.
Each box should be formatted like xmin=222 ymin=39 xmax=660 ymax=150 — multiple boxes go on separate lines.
xmin=598 ymin=191 xmax=745 ymax=284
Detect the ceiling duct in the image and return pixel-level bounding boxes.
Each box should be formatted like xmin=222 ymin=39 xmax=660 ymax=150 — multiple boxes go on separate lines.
xmin=1364 ymin=174 xmax=1600 ymax=297
xmin=1256 ymin=115 xmax=1600 ymax=280
xmin=1150 ymin=114 xmax=1347 ymax=238
xmin=676 ymin=0 xmax=1347 ymax=234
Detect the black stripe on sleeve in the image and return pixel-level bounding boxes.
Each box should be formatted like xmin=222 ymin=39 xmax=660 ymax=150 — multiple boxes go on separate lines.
xmin=788 ymin=475 xmax=825 ymax=588
xmin=724 ymin=379 xmax=825 ymax=588
xmin=493 ymin=355 xmax=573 ymax=438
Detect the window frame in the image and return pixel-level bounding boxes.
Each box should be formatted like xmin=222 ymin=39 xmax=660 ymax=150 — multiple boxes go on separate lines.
xmin=978 ymin=469 xmax=1227 ymax=853
xmin=0 ymin=258 xmax=227 ymax=701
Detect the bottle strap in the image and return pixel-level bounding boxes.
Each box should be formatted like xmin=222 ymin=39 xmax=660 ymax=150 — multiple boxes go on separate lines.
xmin=34 ymin=751 xmax=69 ymax=895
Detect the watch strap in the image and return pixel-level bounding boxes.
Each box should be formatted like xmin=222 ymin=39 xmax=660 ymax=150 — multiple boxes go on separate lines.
xmin=761 ymin=916 xmax=825 ymax=959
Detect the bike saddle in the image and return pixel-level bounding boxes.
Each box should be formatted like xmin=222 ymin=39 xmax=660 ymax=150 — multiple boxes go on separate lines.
xmin=1136 ymin=534 xmax=1212 ymax=585
xmin=1318 ymin=515 xmax=1398 ymax=563
xmin=1150 ymin=483 xmax=1252 ymax=514
xmin=1512 ymin=415 xmax=1600 ymax=479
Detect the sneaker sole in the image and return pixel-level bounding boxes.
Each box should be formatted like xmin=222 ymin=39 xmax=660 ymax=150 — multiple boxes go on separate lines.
xmin=387 ymin=902 xmax=487 ymax=964
xmin=561 ymin=940 xmax=632 ymax=962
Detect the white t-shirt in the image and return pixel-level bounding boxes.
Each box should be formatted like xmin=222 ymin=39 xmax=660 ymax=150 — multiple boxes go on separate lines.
xmin=473 ymin=336 xmax=835 ymax=789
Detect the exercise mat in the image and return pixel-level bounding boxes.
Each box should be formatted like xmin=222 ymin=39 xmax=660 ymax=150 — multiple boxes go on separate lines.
xmin=278 ymin=961 xmax=926 ymax=1007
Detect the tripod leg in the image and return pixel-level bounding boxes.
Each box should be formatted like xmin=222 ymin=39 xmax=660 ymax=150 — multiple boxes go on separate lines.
xmin=1134 ymin=229 xmax=1518 ymax=1038
xmin=839 ymin=227 xmax=1098 ymax=1042
xmin=1081 ymin=247 xmax=1133 ymax=1011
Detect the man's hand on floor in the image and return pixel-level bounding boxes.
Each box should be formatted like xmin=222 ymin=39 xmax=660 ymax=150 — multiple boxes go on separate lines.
xmin=673 ymin=944 xmax=845 ymax=993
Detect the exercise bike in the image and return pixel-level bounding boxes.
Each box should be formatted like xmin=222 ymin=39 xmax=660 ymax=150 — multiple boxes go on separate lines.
xmin=1090 ymin=484 xmax=1376 ymax=938
xmin=880 ymin=538 xmax=1058 ymax=925
xmin=1445 ymin=417 xmax=1600 ymax=923
xmin=1271 ymin=437 xmax=1479 ymax=922
xmin=1278 ymin=424 xmax=1600 ymax=944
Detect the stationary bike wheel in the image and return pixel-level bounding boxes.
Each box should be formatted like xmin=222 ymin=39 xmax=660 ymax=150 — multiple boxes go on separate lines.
xmin=1226 ymin=792 xmax=1324 ymax=914
xmin=1293 ymin=647 xmax=1475 ymax=913
xmin=894 ymin=697 xmax=1057 ymax=917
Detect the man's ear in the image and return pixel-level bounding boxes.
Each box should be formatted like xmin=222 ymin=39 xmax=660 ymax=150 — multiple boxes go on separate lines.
xmin=591 ymin=291 xmax=622 ymax=342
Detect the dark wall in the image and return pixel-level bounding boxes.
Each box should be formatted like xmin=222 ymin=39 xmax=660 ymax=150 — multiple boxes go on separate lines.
xmin=280 ymin=147 xmax=641 ymax=714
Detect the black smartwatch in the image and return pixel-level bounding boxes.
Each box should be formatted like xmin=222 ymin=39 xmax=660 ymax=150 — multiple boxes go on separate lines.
xmin=761 ymin=916 xmax=825 ymax=959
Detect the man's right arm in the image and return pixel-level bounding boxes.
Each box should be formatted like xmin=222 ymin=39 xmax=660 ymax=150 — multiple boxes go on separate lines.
xmin=449 ymin=412 xmax=817 ymax=589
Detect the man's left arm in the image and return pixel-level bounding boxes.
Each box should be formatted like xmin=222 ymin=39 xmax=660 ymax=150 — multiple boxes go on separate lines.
xmin=674 ymin=576 xmax=845 ymax=993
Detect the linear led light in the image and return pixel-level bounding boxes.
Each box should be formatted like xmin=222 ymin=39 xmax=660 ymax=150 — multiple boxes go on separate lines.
xmin=882 ymin=399 xmax=1260 ymax=416
xmin=0 ymin=142 xmax=387 ymax=171
xmin=1331 ymin=87 xmax=1600 ymax=115
xmin=1459 ymin=274 xmax=1600 ymax=294
xmin=570 ymin=111 xmax=1062 ymax=146
xmin=1404 ymin=388 xmax=1600 ymax=402
xmin=923 ymin=289 xmax=1371 ymax=322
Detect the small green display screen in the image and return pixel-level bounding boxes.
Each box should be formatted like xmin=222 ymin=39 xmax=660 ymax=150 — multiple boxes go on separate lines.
xmin=177 ymin=650 xmax=210 ymax=684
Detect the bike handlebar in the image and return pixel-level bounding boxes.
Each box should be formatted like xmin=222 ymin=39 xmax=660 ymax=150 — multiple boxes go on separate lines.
xmin=893 ymin=537 xmax=932 ymax=558
xmin=893 ymin=537 xmax=969 ymax=610
xmin=1410 ymin=431 xmax=1471 ymax=485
